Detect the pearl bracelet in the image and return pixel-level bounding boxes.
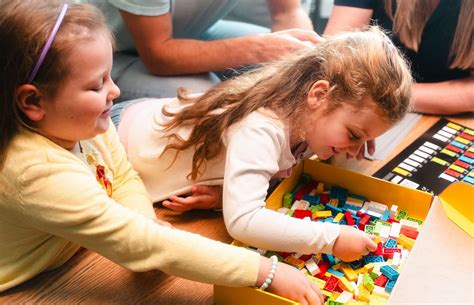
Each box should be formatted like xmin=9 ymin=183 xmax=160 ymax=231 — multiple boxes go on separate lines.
xmin=259 ymin=255 xmax=278 ymax=291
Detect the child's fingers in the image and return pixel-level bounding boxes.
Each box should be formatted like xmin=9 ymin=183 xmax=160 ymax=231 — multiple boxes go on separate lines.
xmin=308 ymin=280 xmax=324 ymax=305
xmin=162 ymin=198 xmax=195 ymax=212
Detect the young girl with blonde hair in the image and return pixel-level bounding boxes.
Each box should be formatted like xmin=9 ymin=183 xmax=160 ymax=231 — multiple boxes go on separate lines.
xmin=114 ymin=27 xmax=413 ymax=262
xmin=0 ymin=2 xmax=324 ymax=303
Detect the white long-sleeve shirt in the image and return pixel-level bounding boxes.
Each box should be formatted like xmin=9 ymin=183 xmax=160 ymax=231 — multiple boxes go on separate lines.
xmin=120 ymin=98 xmax=340 ymax=254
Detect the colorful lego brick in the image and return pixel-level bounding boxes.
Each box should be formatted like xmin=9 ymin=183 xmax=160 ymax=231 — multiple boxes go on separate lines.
xmin=326 ymin=203 xmax=344 ymax=215
xmin=371 ymin=286 xmax=390 ymax=299
xmin=397 ymin=234 xmax=415 ymax=250
xmin=362 ymin=273 xmax=375 ymax=292
xmin=382 ymin=247 xmax=401 ymax=260
xmin=334 ymin=212 xmax=345 ymax=223
xmin=395 ymin=210 xmax=408 ymax=221
xmin=341 ymin=264 xmax=358 ymax=282
xmin=309 ymin=203 xmax=326 ymax=213
xmin=323 ymin=254 xmax=337 ymax=266
xmin=384 ymin=238 xmax=397 ymax=248
xmin=385 ymin=279 xmax=396 ymax=293
xmin=363 ymin=263 xmax=374 ymax=273
xmin=380 ymin=265 xmax=399 ymax=281
xmin=364 ymin=224 xmax=375 ymax=235
xmin=400 ymin=226 xmax=419 ymax=239
xmin=328 ymin=268 xmax=345 ymax=278
xmin=313 ymin=210 xmax=332 ymax=218
xmin=400 ymin=218 xmax=420 ymax=230
xmin=349 ymin=259 xmax=364 ymax=270
xmin=284 ymin=255 xmax=305 ymax=269
xmin=364 ymin=256 xmax=384 ymax=264
xmin=381 ymin=210 xmax=390 ymax=221
xmin=293 ymin=209 xmax=312 ymax=219
xmin=283 ymin=192 xmax=293 ymax=208
xmin=286 ymin=209 xmax=294 ymax=217
xmin=307 ymin=274 xmax=327 ymax=289
xmin=302 ymin=194 xmax=320 ymax=206
xmin=324 ymin=275 xmax=340 ymax=292
xmin=335 ymin=291 xmax=354 ymax=303
xmin=356 ymin=283 xmax=371 ymax=302
xmin=337 ymin=276 xmax=355 ymax=293
xmin=369 ymin=294 xmax=388 ymax=305
xmin=358 ymin=214 xmax=371 ymax=230
xmin=317 ymin=260 xmax=330 ymax=277
xmin=389 ymin=205 xmax=398 ymax=219
xmin=374 ymin=274 xmax=388 ymax=287
xmin=373 ymin=243 xmax=383 ymax=256
xmin=344 ymin=211 xmax=355 ymax=225
xmin=389 ymin=222 xmax=401 ymax=238
xmin=304 ymin=257 xmax=320 ymax=276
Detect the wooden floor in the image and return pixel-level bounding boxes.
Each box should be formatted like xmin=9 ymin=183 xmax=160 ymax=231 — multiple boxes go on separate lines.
xmin=1 ymin=113 xmax=472 ymax=304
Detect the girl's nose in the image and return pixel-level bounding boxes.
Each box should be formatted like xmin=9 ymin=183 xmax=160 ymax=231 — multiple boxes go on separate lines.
xmin=108 ymin=80 xmax=121 ymax=102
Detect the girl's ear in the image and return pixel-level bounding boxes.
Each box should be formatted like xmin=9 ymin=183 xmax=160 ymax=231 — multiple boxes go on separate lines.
xmin=15 ymin=84 xmax=46 ymax=122
xmin=307 ymin=80 xmax=330 ymax=110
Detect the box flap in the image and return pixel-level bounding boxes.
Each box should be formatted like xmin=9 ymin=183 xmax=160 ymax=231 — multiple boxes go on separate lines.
xmin=389 ymin=196 xmax=474 ymax=304
xmin=438 ymin=182 xmax=474 ymax=237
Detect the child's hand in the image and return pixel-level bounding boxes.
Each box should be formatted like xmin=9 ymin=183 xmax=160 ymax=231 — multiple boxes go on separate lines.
xmin=258 ymin=257 xmax=324 ymax=305
xmin=162 ymin=185 xmax=222 ymax=212
xmin=332 ymin=225 xmax=377 ymax=262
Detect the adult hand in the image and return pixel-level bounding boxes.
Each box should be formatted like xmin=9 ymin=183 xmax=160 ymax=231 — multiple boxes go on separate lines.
xmin=257 ymin=29 xmax=325 ymax=62
xmin=162 ymin=185 xmax=222 ymax=212
xmin=258 ymin=257 xmax=324 ymax=305
xmin=332 ymin=225 xmax=377 ymax=262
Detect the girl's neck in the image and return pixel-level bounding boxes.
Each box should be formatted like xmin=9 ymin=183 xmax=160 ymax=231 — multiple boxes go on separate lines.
xmin=45 ymin=134 xmax=79 ymax=152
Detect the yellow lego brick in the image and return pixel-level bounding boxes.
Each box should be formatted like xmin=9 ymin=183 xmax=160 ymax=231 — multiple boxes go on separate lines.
xmin=449 ymin=164 xmax=466 ymax=173
xmin=356 ymin=283 xmax=371 ymax=302
xmin=369 ymin=294 xmax=388 ymax=305
xmin=341 ymin=263 xmax=358 ymax=282
xmin=313 ymin=210 xmax=332 ymax=218
xmin=284 ymin=255 xmax=305 ymax=269
xmin=393 ymin=167 xmax=409 ymax=176
xmin=454 ymin=136 xmax=470 ymax=145
xmin=334 ymin=212 xmax=344 ymax=223
xmin=337 ymin=276 xmax=355 ymax=293
xmin=354 ymin=267 xmax=366 ymax=274
xmin=398 ymin=234 xmax=415 ymax=250
xmin=307 ymin=275 xmax=326 ymax=289
xmin=322 ymin=290 xmax=332 ymax=298
xmin=373 ymin=236 xmax=382 ymax=244
xmin=363 ymin=263 xmax=374 ymax=273
xmin=329 ymin=292 xmax=341 ymax=300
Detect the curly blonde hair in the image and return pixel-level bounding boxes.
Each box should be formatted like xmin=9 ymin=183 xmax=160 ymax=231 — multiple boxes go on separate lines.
xmin=162 ymin=26 xmax=413 ymax=180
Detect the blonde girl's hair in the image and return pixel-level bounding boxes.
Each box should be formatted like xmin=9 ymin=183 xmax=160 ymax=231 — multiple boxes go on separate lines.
xmin=385 ymin=0 xmax=473 ymax=69
xmin=0 ymin=0 xmax=114 ymax=168
xmin=162 ymin=26 xmax=413 ymax=180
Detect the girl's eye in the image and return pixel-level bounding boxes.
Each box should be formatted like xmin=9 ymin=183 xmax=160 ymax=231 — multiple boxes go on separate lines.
xmin=349 ymin=130 xmax=360 ymax=140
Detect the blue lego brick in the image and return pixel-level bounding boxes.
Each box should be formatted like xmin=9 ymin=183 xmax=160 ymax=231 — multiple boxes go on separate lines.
xmin=302 ymin=194 xmax=320 ymax=206
xmin=380 ymin=265 xmax=400 ymax=281
xmin=385 ymin=279 xmax=396 ymax=293
xmin=328 ymin=268 xmax=345 ymax=278
xmin=384 ymin=238 xmax=397 ymax=248
xmin=364 ymin=255 xmax=385 ymax=264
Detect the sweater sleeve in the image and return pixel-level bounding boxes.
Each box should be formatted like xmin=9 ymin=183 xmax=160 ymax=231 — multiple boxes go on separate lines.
xmin=222 ymin=117 xmax=340 ymax=254
xmin=17 ymin=156 xmax=259 ymax=287
xmin=105 ymin=123 xmax=156 ymax=219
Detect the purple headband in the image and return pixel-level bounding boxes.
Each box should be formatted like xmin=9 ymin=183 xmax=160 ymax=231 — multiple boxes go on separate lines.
xmin=27 ymin=3 xmax=68 ymax=84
